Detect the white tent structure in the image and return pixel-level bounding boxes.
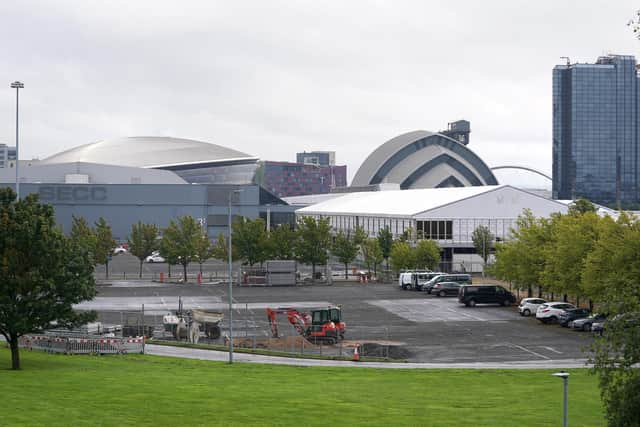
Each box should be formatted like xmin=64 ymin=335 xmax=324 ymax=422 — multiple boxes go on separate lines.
xmin=296 ymin=185 xmax=569 ymax=272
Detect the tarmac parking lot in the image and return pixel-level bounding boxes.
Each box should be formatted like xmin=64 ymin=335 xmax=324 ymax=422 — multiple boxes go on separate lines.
xmin=84 ymin=280 xmax=595 ymax=364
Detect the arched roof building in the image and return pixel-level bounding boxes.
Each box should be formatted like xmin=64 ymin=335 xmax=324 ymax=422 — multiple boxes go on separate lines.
xmin=42 ymin=136 xmax=259 ymax=184
xmin=351 ymin=130 xmax=498 ymax=189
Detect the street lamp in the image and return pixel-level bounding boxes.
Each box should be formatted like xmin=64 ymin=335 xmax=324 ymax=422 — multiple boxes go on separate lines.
xmin=552 ymin=371 xmax=570 ymax=427
xmin=10 ymin=81 xmax=24 ymax=199
xmin=227 ymin=189 xmax=242 ymax=364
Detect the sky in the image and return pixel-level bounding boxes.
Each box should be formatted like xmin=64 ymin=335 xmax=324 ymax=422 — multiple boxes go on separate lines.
xmin=1 ymin=0 xmax=639 ymax=188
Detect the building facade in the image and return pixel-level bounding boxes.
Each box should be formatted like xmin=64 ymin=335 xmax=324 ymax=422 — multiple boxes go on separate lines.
xmin=553 ymin=55 xmax=639 ymax=205
xmin=0 ymin=144 xmax=16 ymax=168
xmin=297 ymin=185 xmax=569 ymax=272
xmin=256 ymin=161 xmax=347 ymax=198
xmin=296 ymin=151 xmax=335 ymax=166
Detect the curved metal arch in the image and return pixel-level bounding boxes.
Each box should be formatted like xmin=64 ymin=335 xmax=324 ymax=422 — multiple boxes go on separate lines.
xmin=436 ymin=175 xmax=465 ymax=188
xmin=490 ymin=165 xmax=552 ymax=181
xmin=400 ymin=153 xmax=483 ymax=189
xmin=370 ymin=134 xmax=498 ymax=186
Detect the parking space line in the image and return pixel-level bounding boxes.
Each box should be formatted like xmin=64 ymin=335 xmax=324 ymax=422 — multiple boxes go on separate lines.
xmin=512 ymin=344 xmax=550 ymax=360
xmin=542 ymin=346 xmax=563 ymax=354
xmin=446 ymin=307 xmax=484 ymax=322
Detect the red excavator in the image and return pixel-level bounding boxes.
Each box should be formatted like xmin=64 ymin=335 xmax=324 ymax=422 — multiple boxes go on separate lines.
xmin=266 ymin=306 xmax=346 ymax=344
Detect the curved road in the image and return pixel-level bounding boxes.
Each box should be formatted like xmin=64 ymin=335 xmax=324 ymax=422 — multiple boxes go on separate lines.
xmin=147 ymin=344 xmax=589 ymax=369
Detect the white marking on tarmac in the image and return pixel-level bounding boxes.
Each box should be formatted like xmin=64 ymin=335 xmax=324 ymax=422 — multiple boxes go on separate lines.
xmin=543 ymin=346 xmax=563 ymax=354
xmin=512 ymin=344 xmax=550 ymax=360
xmin=446 ymin=307 xmax=484 ymax=322
xmin=366 ymin=299 xmax=514 ymax=323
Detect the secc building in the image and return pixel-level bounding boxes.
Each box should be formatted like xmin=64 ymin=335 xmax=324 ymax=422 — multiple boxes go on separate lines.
xmin=1 ymin=136 xmax=295 ymax=241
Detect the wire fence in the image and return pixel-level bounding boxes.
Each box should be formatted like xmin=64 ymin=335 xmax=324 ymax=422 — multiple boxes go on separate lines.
xmin=93 ymin=308 xmax=405 ymax=359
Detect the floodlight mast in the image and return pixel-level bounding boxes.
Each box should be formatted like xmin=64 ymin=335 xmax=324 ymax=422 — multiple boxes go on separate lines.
xmin=10 ymin=81 xmax=24 ymax=199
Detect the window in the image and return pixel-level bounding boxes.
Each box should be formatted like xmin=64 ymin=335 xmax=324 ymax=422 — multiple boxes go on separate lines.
xmin=417 ymin=220 xmax=453 ymax=239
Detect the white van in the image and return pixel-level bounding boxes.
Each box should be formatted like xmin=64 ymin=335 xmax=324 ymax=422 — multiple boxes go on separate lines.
xmin=399 ymin=271 xmax=443 ymax=290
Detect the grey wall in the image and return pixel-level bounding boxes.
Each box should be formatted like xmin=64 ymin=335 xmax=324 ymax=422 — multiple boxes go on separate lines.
xmin=9 ymin=183 xmax=294 ymax=242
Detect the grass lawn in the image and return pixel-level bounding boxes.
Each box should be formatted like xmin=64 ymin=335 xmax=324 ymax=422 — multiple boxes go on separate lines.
xmin=0 ymin=348 xmax=604 ymax=426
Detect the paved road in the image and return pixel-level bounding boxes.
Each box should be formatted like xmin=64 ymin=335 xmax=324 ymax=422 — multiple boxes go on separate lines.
xmin=85 ymin=281 xmax=596 ymax=364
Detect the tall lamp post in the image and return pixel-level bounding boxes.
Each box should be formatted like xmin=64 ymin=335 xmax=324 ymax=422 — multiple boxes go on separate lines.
xmin=10 ymin=81 xmax=24 ymax=199
xmin=553 ymin=371 xmax=569 ymax=427
xmin=227 ymin=189 xmax=242 ymax=364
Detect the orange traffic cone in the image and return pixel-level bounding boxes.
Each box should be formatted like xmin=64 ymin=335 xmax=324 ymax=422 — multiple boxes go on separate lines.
xmin=353 ymin=344 xmax=360 ymax=362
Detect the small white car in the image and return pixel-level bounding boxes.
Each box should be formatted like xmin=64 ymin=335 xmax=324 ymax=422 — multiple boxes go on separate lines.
xmin=536 ymin=302 xmax=576 ymax=324
xmin=518 ymin=298 xmax=547 ymax=317
xmin=113 ymin=245 xmax=128 ymax=255
xmin=145 ymin=251 xmax=165 ymax=263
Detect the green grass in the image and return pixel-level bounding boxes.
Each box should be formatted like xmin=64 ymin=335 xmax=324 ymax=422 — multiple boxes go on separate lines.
xmin=0 ymin=348 xmax=604 ymax=426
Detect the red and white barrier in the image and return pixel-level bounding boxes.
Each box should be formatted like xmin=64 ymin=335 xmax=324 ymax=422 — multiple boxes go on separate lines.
xmin=18 ymin=335 xmax=144 ymax=355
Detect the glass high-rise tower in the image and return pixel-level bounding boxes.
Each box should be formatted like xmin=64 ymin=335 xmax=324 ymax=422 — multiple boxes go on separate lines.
xmin=552 ymin=54 xmax=639 ymax=205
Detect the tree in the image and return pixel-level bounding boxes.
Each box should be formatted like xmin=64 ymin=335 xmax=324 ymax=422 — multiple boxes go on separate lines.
xmin=353 ymin=225 xmax=367 ymax=246
xmin=232 ymin=217 xmax=268 ymax=266
xmin=162 ymin=215 xmax=201 ymax=283
xmin=69 ymin=215 xmax=96 ymax=263
xmin=472 ymin=225 xmax=494 ymax=272
xmin=389 ymin=241 xmax=415 ymax=272
xmin=491 ymin=210 xmax=553 ymax=297
xmin=94 ymin=217 xmax=116 ymax=279
xmin=0 ymin=189 xmax=96 ymax=370
xmin=414 ymin=240 xmax=440 ymax=270
xmin=583 ymin=213 xmax=640 ymax=426
xmin=212 ymin=232 xmax=229 ymax=261
xmin=193 ymin=232 xmax=213 ymax=275
xmin=267 ymin=224 xmax=296 ymax=260
xmin=331 ymin=231 xmax=359 ymax=279
xmin=541 ymin=212 xmax=601 ymax=301
xmin=295 ymin=216 xmax=331 ymax=282
xmin=361 ymin=238 xmax=383 ymax=277
xmin=127 ymin=222 xmax=159 ymax=279
xmin=377 ymin=226 xmax=393 ymax=270
xmin=569 ymin=198 xmax=597 ymax=215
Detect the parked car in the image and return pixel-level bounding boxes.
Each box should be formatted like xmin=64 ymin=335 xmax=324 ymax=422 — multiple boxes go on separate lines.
xmin=399 ymin=271 xmax=443 ymax=291
xmin=536 ymin=302 xmax=576 ymax=324
xmin=145 ymin=251 xmax=165 ymax=263
xmin=518 ymin=298 xmax=547 ymax=316
xmin=113 ymin=245 xmax=128 ymax=255
xmin=458 ymin=284 xmax=515 ymax=307
xmin=559 ymin=308 xmax=591 ymax=327
xmin=432 ymin=282 xmax=462 ymax=297
xmin=424 ymin=274 xmax=472 ymax=294
xmin=591 ymin=320 xmax=605 ymax=335
xmin=570 ymin=313 xmax=606 ymax=331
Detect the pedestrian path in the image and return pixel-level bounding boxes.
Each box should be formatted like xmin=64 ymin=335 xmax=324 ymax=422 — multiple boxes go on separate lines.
xmin=145 ymin=344 xmax=589 ymax=369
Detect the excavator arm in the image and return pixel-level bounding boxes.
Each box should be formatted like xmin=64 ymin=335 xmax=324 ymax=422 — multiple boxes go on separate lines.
xmin=266 ymin=307 xmax=311 ymax=338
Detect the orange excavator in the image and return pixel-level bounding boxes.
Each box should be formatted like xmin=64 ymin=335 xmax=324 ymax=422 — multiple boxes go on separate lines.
xmin=266 ymin=306 xmax=346 ymax=344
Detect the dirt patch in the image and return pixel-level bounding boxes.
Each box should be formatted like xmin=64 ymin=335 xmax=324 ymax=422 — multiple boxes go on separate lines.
xmin=232 ymin=335 xmax=318 ymax=350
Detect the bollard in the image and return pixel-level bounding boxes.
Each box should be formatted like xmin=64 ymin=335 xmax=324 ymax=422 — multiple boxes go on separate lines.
xmin=160 ymin=272 xmax=164 ymax=283
xmin=197 ymin=273 xmax=202 ymax=285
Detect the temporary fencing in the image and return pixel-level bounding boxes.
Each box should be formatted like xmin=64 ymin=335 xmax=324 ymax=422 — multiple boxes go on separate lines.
xmin=19 ymin=335 xmax=144 ymax=355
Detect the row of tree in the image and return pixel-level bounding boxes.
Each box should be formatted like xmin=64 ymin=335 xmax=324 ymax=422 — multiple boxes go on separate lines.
xmin=126 ymin=216 xmax=400 ymax=282
xmin=68 ymin=212 xmax=447 ymax=283
xmin=490 ymin=200 xmax=640 ymax=426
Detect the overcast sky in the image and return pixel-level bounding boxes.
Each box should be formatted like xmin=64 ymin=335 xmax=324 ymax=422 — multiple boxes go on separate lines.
xmin=1 ymin=1 xmax=639 ymax=187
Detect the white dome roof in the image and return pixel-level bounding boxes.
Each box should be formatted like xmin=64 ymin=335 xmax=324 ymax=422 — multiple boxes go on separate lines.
xmin=42 ymin=136 xmax=257 ymax=169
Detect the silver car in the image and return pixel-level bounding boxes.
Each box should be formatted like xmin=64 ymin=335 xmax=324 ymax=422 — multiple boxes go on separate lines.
xmin=571 ymin=314 xmax=606 ymax=332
